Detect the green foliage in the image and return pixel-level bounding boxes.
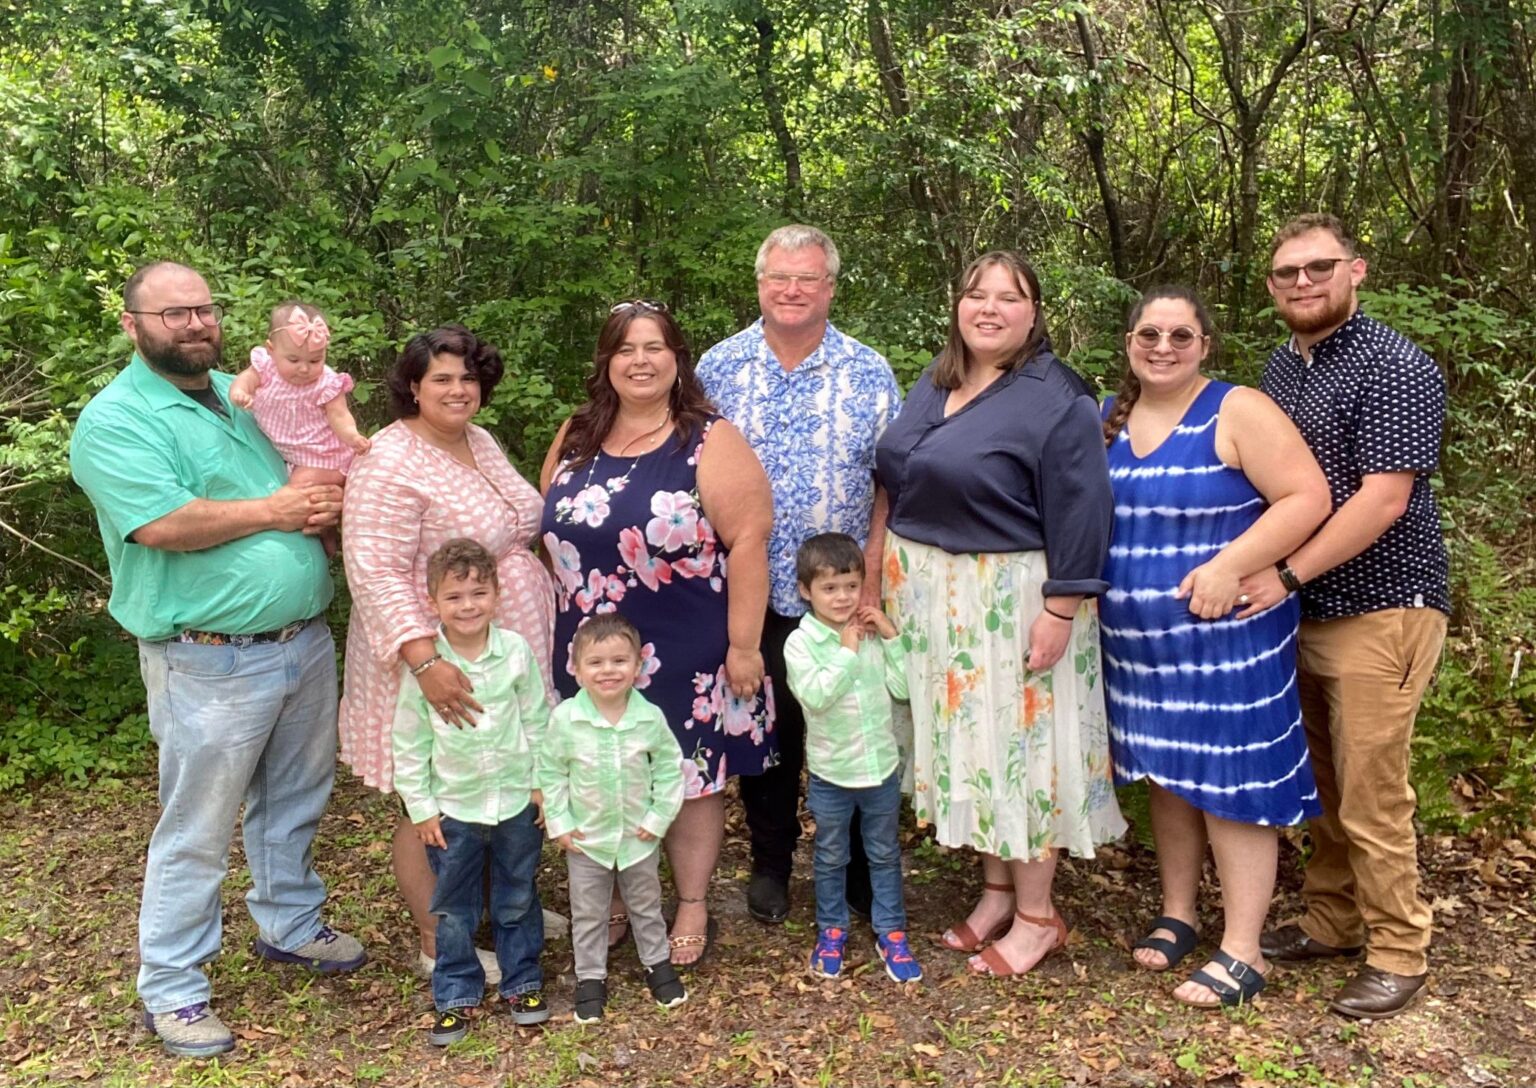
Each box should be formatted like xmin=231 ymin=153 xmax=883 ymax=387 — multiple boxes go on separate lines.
xmin=0 ymin=0 xmax=1532 ymax=830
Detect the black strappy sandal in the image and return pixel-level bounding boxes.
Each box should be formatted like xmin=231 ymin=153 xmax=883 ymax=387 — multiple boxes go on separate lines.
xmin=1132 ymin=915 xmax=1199 ymax=972
xmin=1180 ymin=949 xmax=1266 ymax=1008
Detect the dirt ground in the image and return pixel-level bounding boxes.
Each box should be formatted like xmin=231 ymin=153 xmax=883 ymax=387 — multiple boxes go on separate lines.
xmin=2 ymin=772 xmax=1533 ymax=1087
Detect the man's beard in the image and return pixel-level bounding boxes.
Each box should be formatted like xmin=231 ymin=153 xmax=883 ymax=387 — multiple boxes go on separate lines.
xmin=1276 ymin=290 xmax=1354 ymax=336
xmin=138 ymin=328 xmax=223 ymax=377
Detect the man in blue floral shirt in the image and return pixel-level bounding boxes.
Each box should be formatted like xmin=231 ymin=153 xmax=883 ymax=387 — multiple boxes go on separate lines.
xmin=698 ymin=225 xmax=901 ymax=925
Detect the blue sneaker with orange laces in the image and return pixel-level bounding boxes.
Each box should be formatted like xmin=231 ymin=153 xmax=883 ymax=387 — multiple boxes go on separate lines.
xmin=877 ymin=931 xmax=923 ymax=983
xmin=810 ymin=927 xmax=848 ymax=979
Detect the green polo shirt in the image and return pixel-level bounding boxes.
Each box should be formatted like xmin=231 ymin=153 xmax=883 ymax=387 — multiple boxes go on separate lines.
xmin=69 ymin=354 xmax=332 ymax=640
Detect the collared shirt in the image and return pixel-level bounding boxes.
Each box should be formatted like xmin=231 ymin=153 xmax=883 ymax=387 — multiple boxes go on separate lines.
xmin=1260 ymin=311 xmax=1449 ymax=620
xmin=698 ymin=318 xmax=901 ymax=616
xmin=535 ymin=688 xmax=685 ymax=871
xmin=875 ymin=346 xmax=1113 ymax=597
xmin=69 ymin=354 xmax=332 ymax=640
xmin=392 ymin=626 xmax=551 ymax=826
xmin=784 ymin=613 xmax=908 ymax=789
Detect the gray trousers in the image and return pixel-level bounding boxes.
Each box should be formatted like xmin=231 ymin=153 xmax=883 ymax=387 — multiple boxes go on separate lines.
xmin=568 ymin=849 xmax=669 ymax=980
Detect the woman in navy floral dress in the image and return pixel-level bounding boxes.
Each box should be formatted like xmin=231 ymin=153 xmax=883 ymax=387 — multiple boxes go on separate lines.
xmin=540 ymin=301 xmax=775 ymax=965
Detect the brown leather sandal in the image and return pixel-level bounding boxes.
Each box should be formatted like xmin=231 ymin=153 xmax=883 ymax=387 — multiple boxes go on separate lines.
xmin=938 ymin=882 xmax=1015 ymax=952
xmin=967 ymin=909 xmax=1068 ymax=977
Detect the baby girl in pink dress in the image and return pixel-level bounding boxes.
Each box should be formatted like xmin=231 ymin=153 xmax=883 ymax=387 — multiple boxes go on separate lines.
xmin=230 ymin=301 xmax=371 ymax=482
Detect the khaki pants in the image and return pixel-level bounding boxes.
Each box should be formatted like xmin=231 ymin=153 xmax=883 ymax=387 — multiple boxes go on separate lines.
xmin=1294 ymin=608 xmax=1447 ymax=976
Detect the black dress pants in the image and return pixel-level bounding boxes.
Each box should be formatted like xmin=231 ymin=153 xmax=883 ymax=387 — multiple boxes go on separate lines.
xmin=740 ymin=609 xmax=871 ymax=906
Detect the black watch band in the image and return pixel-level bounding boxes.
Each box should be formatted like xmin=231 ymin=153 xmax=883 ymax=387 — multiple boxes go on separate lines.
xmin=1275 ymin=561 xmax=1303 ymax=594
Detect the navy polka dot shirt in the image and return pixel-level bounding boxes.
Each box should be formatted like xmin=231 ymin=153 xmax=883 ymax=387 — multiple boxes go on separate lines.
xmin=1261 ymin=311 xmax=1450 ymax=620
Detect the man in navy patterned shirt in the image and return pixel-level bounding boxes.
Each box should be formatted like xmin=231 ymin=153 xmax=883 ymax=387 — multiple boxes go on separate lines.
xmin=698 ymin=225 xmax=901 ymax=927
xmin=1239 ymin=214 xmax=1449 ymax=1020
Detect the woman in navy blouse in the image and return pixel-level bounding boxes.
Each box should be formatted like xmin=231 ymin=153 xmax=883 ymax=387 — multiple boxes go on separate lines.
xmin=876 ymin=251 xmax=1125 ymax=977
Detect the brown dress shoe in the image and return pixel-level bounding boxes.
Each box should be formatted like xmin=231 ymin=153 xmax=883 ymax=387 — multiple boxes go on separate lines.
xmin=1259 ymin=924 xmax=1364 ymax=962
xmin=1328 ymin=965 xmax=1427 ymax=1019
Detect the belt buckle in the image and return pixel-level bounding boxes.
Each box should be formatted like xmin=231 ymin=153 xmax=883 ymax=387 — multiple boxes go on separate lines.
xmin=273 ymin=618 xmax=309 ymax=644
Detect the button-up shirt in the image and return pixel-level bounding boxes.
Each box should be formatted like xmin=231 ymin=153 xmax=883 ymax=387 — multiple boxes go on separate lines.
xmin=698 ymin=319 xmax=901 ymax=617
xmin=876 ymin=347 xmax=1113 ymax=597
xmin=536 ymin=688 xmax=685 ymax=871
xmin=784 ymin=613 xmax=908 ymax=789
xmin=392 ymin=626 xmax=551 ymax=826
xmin=69 ymin=354 xmax=332 ymax=639
xmin=1260 ymin=311 xmax=1449 ymax=620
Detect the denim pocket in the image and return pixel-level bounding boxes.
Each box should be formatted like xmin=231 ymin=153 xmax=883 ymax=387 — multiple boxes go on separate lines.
xmin=165 ymin=641 xmax=241 ymax=678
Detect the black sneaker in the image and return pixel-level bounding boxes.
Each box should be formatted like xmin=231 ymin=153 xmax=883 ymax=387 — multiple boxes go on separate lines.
xmin=747 ymin=870 xmax=790 ymax=924
xmin=429 ymin=1009 xmax=470 ymax=1046
xmin=508 ymin=990 xmax=551 ymax=1025
xmin=644 ymin=961 xmax=688 ymax=1009
xmin=573 ymin=978 xmax=607 ymax=1024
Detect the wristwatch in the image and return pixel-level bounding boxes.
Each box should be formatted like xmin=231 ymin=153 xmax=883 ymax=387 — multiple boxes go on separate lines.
xmin=1275 ymin=560 xmax=1303 ymax=594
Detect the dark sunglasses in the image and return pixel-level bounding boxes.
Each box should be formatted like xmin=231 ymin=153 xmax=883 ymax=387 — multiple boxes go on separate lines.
xmin=1267 ymin=258 xmax=1349 ymax=289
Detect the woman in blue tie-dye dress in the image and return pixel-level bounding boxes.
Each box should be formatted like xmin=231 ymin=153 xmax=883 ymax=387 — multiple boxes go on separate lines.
xmin=1099 ymin=287 xmax=1331 ymax=1008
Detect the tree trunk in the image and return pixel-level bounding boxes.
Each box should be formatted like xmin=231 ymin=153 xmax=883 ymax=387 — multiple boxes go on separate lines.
xmin=752 ymin=13 xmax=804 ymax=218
xmin=1074 ymin=12 xmax=1129 ymax=280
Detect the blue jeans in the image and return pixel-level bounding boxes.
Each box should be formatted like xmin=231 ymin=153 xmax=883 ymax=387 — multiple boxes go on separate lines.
xmin=135 ymin=620 xmax=338 ymax=1012
xmin=807 ymin=770 xmax=907 ymax=933
xmin=426 ymin=808 xmax=544 ymax=1009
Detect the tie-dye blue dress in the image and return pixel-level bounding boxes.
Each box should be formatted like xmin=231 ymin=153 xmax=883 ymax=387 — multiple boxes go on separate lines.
xmin=1099 ymin=380 xmax=1320 ymax=826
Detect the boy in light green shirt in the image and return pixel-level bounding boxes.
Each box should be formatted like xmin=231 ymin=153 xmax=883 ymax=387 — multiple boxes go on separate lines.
xmin=784 ymin=533 xmax=921 ymax=984
xmin=392 ymin=539 xmax=552 ymax=1046
xmin=537 ymin=613 xmax=687 ymax=1023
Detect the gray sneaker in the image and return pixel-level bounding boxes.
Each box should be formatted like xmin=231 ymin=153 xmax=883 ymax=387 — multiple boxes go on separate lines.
xmin=144 ymin=1002 xmax=236 ymax=1058
xmin=253 ymin=924 xmax=368 ymax=974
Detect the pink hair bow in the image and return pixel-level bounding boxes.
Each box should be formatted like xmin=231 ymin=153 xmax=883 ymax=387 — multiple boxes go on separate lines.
xmin=282 ymin=307 xmax=331 ymax=348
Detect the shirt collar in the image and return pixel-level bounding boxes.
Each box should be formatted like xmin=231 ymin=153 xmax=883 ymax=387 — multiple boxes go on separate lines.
xmin=436 ymin=625 xmax=512 ymax=667
xmin=126 ymin=353 xmax=210 ymax=412
xmin=798 ymin=611 xmax=848 ymax=646
xmin=566 ymin=687 xmax=641 ymax=729
xmin=750 ymin=317 xmax=844 ymax=371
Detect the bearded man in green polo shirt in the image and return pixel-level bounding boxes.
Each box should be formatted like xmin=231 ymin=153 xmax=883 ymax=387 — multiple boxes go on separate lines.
xmin=70 ymin=262 xmax=367 ymax=1058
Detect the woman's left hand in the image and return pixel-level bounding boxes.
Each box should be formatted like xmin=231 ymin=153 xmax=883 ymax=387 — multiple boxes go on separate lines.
xmin=1175 ymin=559 xmax=1243 ymax=619
xmin=725 ymin=645 xmax=764 ymax=698
xmin=1025 ymin=610 xmax=1073 ymax=672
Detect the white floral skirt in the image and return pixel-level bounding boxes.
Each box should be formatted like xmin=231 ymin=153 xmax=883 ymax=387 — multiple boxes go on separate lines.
xmin=884 ymin=534 xmax=1126 ymax=860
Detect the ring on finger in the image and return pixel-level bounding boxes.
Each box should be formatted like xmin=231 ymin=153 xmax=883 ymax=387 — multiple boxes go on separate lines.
xmin=1237 ymin=593 xmax=1251 ymax=605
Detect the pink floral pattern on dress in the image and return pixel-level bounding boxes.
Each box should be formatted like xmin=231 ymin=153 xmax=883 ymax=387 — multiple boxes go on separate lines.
xmin=339 ymin=420 xmax=555 ymax=791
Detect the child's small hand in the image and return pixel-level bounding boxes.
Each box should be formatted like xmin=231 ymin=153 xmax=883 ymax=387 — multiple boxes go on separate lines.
xmin=556 ymin=830 xmax=586 ymax=855
xmin=858 ymin=605 xmax=898 ymax=639
xmin=531 ymin=789 xmax=545 ymax=829
xmin=636 ymin=828 xmax=656 ymax=842
xmin=839 ymin=620 xmax=866 ymax=652
xmin=414 ymin=815 xmax=447 ymax=849
xmin=230 ymin=387 xmax=255 ymax=410
xmin=348 ymin=432 xmax=372 ymax=454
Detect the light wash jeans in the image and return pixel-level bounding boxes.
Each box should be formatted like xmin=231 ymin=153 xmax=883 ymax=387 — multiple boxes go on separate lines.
xmin=135 ymin=619 xmax=338 ymax=1012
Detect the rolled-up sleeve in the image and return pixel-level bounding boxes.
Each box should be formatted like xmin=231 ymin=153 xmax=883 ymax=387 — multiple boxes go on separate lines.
xmin=1037 ymin=395 xmax=1113 ymax=597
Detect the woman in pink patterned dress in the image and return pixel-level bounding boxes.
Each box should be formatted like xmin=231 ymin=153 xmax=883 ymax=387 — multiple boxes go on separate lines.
xmin=340 ymin=324 xmax=555 ymax=976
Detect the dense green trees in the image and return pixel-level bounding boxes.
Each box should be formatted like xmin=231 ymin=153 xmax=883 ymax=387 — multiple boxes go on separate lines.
xmin=1 ymin=0 xmax=1531 ymax=823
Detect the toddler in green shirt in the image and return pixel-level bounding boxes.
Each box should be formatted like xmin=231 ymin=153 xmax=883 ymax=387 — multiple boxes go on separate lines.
xmin=785 ymin=533 xmax=922 ymax=984
xmin=392 ymin=539 xmax=552 ymax=1045
xmin=536 ymin=613 xmax=687 ymax=1023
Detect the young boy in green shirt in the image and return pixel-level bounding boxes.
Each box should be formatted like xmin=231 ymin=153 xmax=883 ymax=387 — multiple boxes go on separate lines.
xmin=784 ymin=532 xmax=922 ymax=984
xmin=392 ymin=539 xmax=553 ymax=1045
xmin=537 ymin=613 xmax=687 ymax=1023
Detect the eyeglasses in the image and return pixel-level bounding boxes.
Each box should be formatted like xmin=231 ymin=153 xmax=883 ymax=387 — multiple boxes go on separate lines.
xmin=758 ymin=272 xmax=829 ymax=289
xmin=1267 ymin=258 xmax=1349 ymax=288
xmin=610 ymin=299 xmax=669 ymax=314
xmin=127 ymin=304 xmax=225 ymax=329
xmin=1132 ymin=326 xmax=1204 ymax=350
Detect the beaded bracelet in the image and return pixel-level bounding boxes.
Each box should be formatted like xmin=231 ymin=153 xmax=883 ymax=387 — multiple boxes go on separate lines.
xmin=410 ymin=653 xmax=442 ymax=676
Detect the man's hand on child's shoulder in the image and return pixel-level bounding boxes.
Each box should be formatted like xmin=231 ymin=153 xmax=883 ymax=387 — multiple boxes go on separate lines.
xmin=414 ymin=815 xmax=446 ymax=849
